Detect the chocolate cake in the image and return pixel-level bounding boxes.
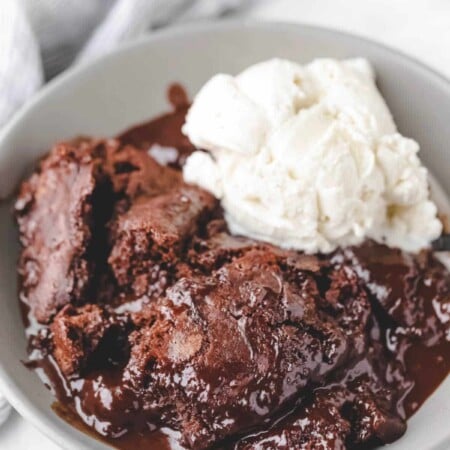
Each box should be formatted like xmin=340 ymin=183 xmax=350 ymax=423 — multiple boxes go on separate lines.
xmin=15 ymin=86 xmax=450 ymax=449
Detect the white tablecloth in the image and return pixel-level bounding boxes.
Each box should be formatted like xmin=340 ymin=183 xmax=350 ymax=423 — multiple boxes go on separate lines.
xmin=1 ymin=0 xmax=449 ymax=448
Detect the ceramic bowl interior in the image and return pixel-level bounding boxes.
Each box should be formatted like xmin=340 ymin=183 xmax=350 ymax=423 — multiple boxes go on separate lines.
xmin=0 ymin=21 xmax=449 ymax=450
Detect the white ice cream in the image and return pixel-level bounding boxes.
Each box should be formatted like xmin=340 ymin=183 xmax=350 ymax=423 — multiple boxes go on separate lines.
xmin=182 ymin=58 xmax=442 ymax=253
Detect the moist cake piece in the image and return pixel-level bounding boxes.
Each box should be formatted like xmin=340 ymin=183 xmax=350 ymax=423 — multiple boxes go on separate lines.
xmin=51 ymin=304 xmax=112 ymax=376
xmin=108 ymin=185 xmax=217 ymax=297
xmin=15 ymin=138 xmax=191 ymax=321
xmin=122 ymin=249 xmax=370 ymax=449
xmin=99 ymin=139 xmax=183 ymax=202
xmin=15 ymin=139 xmax=101 ymax=323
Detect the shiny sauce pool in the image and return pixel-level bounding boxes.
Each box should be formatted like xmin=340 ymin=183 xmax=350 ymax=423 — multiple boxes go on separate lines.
xmin=21 ymin=85 xmax=450 ymax=449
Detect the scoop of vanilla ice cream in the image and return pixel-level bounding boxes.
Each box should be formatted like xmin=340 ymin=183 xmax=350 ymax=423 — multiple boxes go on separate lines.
xmin=182 ymin=58 xmax=442 ymax=253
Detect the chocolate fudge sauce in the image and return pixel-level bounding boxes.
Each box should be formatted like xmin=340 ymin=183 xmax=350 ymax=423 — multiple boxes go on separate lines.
xmin=15 ymin=86 xmax=449 ymax=450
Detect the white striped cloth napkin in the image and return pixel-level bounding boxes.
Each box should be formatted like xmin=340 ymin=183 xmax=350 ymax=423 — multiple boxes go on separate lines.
xmin=0 ymin=0 xmax=258 ymax=128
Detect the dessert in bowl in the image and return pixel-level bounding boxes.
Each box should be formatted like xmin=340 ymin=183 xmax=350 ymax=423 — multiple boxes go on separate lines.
xmin=0 ymin=22 xmax=449 ymax=450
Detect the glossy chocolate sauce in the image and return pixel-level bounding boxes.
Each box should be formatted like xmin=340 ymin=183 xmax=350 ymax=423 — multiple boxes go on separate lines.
xmin=16 ymin=85 xmax=449 ymax=450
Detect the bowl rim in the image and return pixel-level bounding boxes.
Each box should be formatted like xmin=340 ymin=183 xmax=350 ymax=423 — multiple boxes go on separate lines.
xmin=0 ymin=19 xmax=449 ymax=449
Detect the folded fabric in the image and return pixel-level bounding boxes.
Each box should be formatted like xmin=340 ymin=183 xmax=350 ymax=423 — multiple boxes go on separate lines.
xmin=0 ymin=0 xmax=256 ymax=128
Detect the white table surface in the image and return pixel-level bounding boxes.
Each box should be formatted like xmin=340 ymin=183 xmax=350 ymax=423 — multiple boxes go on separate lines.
xmin=1 ymin=0 xmax=449 ymax=448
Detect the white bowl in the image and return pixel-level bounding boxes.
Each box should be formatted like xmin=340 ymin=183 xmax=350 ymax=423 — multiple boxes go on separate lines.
xmin=0 ymin=21 xmax=448 ymax=450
